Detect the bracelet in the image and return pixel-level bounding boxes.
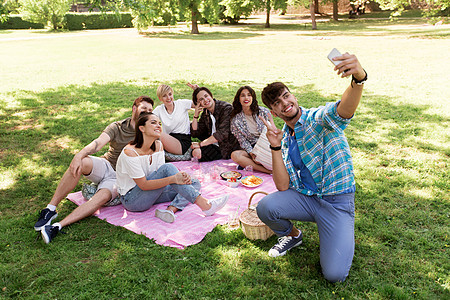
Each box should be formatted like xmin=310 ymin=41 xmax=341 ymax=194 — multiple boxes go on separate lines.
xmin=199 ymin=141 xmax=202 ymax=148
xmin=193 ymin=115 xmax=199 ymax=119
xmin=351 ymin=69 xmax=367 ymax=87
xmin=269 ymin=144 xmax=281 ymax=151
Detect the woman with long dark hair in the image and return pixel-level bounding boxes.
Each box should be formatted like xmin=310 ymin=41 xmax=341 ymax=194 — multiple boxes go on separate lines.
xmin=115 ymin=112 xmax=228 ymax=223
xmin=230 ymin=86 xmax=272 ymax=174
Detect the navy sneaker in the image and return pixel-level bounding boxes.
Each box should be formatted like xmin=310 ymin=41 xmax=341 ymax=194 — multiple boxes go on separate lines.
xmin=268 ymin=233 xmax=303 ymax=257
xmin=41 ymin=225 xmax=59 ymax=244
xmin=34 ymin=208 xmax=58 ymax=231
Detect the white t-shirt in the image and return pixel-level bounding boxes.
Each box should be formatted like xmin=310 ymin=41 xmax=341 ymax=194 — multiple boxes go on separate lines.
xmin=153 ymin=99 xmax=192 ymax=135
xmin=115 ymin=145 xmax=165 ymax=195
xmin=209 ymin=114 xmax=219 ymax=147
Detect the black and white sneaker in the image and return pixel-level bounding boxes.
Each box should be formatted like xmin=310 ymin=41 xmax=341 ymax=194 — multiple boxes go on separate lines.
xmin=268 ymin=233 xmax=303 ymax=257
xmin=41 ymin=225 xmax=59 ymax=244
xmin=34 ymin=208 xmax=58 ymax=231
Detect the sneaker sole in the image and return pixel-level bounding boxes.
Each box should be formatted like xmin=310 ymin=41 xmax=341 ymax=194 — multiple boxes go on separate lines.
xmin=155 ymin=210 xmax=175 ymax=223
xmin=268 ymin=240 xmax=303 ymax=258
xmin=41 ymin=230 xmax=51 ymax=244
xmin=34 ymin=213 xmax=58 ymax=231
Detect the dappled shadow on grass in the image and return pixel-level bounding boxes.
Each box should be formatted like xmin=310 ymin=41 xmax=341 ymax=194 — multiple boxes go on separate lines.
xmin=140 ymin=30 xmax=262 ymax=40
xmin=0 ymin=80 xmax=447 ymax=213
xmin=0 ymin=80 xmax=263 ymax=213
xmin=0 ymin=80 xmax=448 ymax=298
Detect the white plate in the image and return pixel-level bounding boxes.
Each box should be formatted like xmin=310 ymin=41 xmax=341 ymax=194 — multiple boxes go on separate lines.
xmin=240 ymin=175 xmax=263 ymax=188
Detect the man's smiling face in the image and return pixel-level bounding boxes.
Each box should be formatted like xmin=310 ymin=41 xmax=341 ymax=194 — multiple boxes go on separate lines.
xmin=269 ymin=88 xmax=300 ymax=123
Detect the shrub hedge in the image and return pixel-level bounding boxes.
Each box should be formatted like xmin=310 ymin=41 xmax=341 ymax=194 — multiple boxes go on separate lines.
xmin=64 ymin=12 xmax=133 ymax=30
xmin=0 ymin=12 xmax=132 ymax=30
xmin=0 ymin=15 xmax=44 ymax=29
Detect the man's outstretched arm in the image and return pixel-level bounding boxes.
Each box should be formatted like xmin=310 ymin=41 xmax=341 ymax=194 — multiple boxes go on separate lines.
xmin=332 ymin=53 xmax=366 ymax=119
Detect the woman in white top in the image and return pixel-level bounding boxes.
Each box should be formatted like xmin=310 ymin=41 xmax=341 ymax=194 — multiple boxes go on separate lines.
xmin=153 ymin=84 xmax=195 ymax=156
xmin=230 ymin=86 xmax=272 ymax=174
xmin=116 ymin=112 xmax=229 ymax=223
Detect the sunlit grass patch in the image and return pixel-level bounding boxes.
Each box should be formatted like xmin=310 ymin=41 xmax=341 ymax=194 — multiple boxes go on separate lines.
xmin=0 ymin=13 xmax=449 ymax=299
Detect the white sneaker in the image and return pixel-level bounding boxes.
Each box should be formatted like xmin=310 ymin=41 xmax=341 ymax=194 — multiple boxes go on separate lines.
xmin=203 ymin=195 xmax=229 ymax=216
xmin=155 ymin=209 xmax=176 ymax=223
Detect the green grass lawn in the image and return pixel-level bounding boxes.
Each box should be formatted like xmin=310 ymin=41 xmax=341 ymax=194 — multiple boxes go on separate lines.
xmin=0 ymin=11 xmax=449 ymax=299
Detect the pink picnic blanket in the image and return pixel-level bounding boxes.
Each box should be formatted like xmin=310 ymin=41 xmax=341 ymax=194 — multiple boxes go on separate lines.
xmin=67 ymin=160 xmax=277 ymax=249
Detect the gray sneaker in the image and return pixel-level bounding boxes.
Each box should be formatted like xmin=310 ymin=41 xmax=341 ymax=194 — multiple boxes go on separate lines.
xmin=268 ymin=233 xmax=303 ymax=257
xmin=203 ymin=195 xmax=229 ymax=216
xmin=155 ymin=209 xmax=176 ymax=223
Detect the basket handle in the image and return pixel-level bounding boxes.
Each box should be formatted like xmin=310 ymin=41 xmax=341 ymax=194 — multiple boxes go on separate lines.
xmin=248 ymin=191 xmax=268 ymax=209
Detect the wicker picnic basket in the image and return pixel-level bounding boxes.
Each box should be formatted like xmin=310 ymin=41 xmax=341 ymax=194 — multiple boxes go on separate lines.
xmin=239 ymin=191 xmax=274 ymax=241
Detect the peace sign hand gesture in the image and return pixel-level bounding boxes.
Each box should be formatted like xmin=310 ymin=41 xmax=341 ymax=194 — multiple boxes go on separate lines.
xmin=259 ymin=113 xmax=283 ymax=148
xmin=186 ymin=83 xmax=199 ymax=90
xmin=193 ymin=101 xmax=203 ymax=117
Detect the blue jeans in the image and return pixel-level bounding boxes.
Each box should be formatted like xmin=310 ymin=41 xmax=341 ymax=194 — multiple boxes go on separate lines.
xmin=256 ymin=189 xmax=355 ymax=283
xmin=120 ymin=163 xmax=201 ymax=212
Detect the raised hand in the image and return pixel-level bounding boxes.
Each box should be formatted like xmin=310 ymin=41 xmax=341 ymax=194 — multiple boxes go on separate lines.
xmin=259 ymin=113 xmax=283 ymax=147
xmin=187 ymin=83 xmax=199 ymax=90
xmin=193 ymin=101 xmax=203 ymax=117
xmin=333 ymin=53 xmax=365 ymax=80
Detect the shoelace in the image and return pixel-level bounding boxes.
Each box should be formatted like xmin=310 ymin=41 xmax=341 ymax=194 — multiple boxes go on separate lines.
xmin=275 ymin=236 xmax=292 ymax=249
xmin=48 ymin=226 xmax=59 ymax=236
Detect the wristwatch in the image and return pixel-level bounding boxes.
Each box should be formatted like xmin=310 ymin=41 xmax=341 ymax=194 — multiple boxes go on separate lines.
xmin=269 ymin=145 xmax=281 ymax=151
xmin=352 ymin=69 xmax=367 ymax=85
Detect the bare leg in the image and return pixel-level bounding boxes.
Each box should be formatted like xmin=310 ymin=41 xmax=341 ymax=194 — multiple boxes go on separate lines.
xmin=59 ymin=188 xmax=111 ymax=227
xmin=193 ymin=195 xmax=212 ymax=211
xmin=166 ymin=205 xmax=180 ymax=213
xmin=49 ymin=157 xmax=94 ymax=206
xmin=160 ymin=133 xmax=183 ymax=155
xmin=231 ymin=150 xmax=272 ymax=174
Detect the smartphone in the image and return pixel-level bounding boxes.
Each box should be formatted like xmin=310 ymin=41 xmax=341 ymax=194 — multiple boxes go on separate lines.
xmin=327 ymin=48 xmax=342 ymax=66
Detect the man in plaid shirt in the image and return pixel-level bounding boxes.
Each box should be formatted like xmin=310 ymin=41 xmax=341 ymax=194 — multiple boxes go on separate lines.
xmin=257 ymin=52 xmax=367 ymax=282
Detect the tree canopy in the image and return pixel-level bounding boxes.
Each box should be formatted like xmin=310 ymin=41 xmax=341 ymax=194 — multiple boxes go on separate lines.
xmin=19 ymin=0 xmax=71 ymax=29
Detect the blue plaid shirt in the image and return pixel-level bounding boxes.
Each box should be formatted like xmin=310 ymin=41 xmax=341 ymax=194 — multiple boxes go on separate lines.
xmin=282 ymin=101 xmax=355 ymax=196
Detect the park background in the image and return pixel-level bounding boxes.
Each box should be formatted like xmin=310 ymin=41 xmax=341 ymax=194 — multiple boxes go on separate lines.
xmin=0 ymin=1 xmax=449 ymax=299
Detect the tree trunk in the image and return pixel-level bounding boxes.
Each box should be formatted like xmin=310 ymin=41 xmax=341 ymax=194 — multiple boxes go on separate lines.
xmin=191 ymin=9 xmax=199 ymax=34
xmin=333 ymin=0 xmax=338 ymax=21
xmin=265 ymin=0 xmax=271 ymax=28
xmin=310 ymin=3 xmax=317 ymax=30
xmin=314 ymin=0 xmax=320 ymax=14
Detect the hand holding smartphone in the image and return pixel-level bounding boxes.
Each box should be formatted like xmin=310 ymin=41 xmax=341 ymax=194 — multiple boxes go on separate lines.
xmin=327 ymin=48 xmax=342 ymax=66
